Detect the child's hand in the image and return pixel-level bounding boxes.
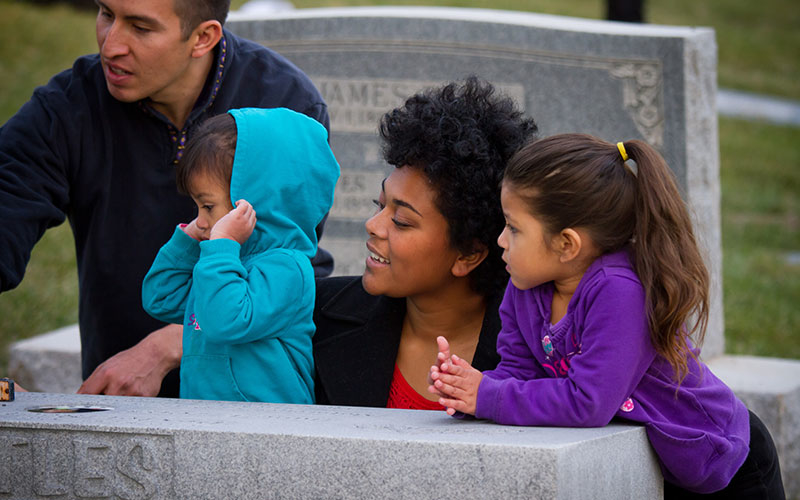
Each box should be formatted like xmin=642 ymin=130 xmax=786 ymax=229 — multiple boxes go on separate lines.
xmin=210 ymin=199 xmax=256 ymax=244
xmin=432 ymin=354 xmax=483 ymax=416
xmin=180 ymin=218 xmax=204 ymax=241
xmin=427 ymin=336 xmax=452 ymax=398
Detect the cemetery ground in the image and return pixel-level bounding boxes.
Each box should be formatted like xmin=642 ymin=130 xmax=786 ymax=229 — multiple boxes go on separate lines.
xmin=0 ymin=0 xmax=797 ymax=371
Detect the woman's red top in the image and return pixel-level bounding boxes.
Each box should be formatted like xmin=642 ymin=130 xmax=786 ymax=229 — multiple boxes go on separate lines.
xmin=386 ymin=364 xmax=445 ymax=411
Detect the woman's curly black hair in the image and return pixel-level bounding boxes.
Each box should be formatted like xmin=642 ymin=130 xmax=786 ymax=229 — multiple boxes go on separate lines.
xmin=379 ymin=76 xmax=538 ymax=298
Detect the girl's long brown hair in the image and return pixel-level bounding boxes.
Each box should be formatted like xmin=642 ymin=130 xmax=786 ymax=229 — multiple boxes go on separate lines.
xmin=503 ymin=134 xmax=709 ymax=382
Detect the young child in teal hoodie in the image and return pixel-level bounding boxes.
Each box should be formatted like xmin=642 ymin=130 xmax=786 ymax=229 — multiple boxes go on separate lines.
xmin=142 ymin=108 xmax=339 ymax=403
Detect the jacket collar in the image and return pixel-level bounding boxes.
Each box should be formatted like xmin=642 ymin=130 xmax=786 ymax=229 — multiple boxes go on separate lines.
xmin=318 ymin=278 xmax=404 ymax=324
xmin=314 ymin=278 xmax=405 ymax=407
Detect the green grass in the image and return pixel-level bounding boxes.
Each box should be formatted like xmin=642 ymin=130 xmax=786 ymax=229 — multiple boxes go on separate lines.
xmin=0 ymin=2 xmax=96 ymax=119
xmin=0 ymin=0 xmax=798 ymax=370
xmin=719 ymin=118 xmax=800 ymax=357
xmin=647 ymin=0 xmax=800 ymax=100
xmin=0 ymin=224 xmax=78 ymax=345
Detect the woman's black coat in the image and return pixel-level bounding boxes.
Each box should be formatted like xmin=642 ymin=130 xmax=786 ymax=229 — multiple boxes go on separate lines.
xmin=312 ymin=276 xmax=503 ymax=407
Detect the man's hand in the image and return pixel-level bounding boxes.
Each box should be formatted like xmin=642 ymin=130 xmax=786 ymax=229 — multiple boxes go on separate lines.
xmin=77 ymin=323 xmax=182 ymax=396
xmin=180 ymin=218 xmax=204 ymax=241
xmin=431 ymin=354 xmax=483 ymax=416
xmin=210 ymin=199 xmax=256 ymax=244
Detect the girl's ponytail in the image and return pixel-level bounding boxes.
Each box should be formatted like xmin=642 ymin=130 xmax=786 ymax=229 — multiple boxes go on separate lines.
xmin=623 ymin=140 xmax=709 ymax=382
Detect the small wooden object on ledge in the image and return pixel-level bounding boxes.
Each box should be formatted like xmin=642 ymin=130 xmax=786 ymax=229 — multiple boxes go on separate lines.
xmin=0 ymin=378 xmax=15 ymax=401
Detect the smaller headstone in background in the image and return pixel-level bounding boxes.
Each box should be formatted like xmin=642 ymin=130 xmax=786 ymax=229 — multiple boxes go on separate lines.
xmin=238 ymin=0 xmax=294 ymax=15
xmin=7 ymin=324 xmax=82 ymax=394
xmin=707 ymin=355 xmax=800 ymax=497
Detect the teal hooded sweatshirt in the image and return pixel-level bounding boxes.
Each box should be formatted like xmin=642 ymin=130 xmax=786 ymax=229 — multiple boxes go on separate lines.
xmin=142 ymin=108 xmax=340 ymax=403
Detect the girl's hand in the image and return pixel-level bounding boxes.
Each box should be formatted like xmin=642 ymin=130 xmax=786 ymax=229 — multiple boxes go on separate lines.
xmin=433 ymin=354 xmax=483 ymax=416
xmin=181 ymin=218 xmax=204 ymax=241
xmin=427 ymin=336 xmax=452 ymax=398
xmin=210 ymin=199 xmax=256 ymax=244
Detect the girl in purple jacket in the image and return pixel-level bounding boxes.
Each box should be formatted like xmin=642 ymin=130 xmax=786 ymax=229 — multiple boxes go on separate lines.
xmin=429 ymin=134 xmax=784 ymax=498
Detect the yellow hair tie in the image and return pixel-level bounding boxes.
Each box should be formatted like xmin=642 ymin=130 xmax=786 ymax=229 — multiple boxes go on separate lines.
xmin=617 ymin=142 xmax=629 ymax=162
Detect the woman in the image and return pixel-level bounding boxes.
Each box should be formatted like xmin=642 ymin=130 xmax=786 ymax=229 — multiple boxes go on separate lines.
xmin=313 ymin=77 xmax=538 ymax=408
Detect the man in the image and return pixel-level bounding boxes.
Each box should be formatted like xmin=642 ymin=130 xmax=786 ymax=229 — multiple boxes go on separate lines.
xmin=0 ymin=0 xmax=333 ymax=397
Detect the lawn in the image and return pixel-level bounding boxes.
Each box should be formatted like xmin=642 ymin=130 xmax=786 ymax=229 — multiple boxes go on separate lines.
xmin=0 ymin=0 xmax=798 ymax=370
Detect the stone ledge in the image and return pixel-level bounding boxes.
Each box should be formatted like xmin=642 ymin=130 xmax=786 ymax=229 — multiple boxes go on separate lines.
xmin=1 ymin=392 xmax=662 ymax=499
xmin=707 ymin=354 xmax=800 ymax=499
xmin=10 ymin=331 xmax=800 ymax=497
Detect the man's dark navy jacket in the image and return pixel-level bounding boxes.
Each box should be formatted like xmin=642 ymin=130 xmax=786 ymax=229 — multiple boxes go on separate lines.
xmin=0 ymin=30 xmax=331 ymax=397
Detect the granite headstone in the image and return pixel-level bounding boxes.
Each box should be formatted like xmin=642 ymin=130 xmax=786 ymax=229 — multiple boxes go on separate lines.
xmin=227 ymin=6 xmax=724 ymax=356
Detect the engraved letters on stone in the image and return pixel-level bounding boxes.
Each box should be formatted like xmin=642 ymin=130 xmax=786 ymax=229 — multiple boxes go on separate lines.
xmin=1 ymin=431 xmax=174 ymax=499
